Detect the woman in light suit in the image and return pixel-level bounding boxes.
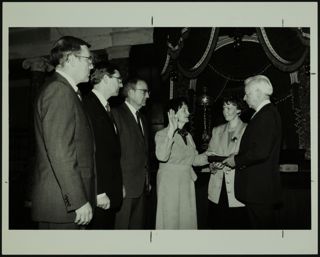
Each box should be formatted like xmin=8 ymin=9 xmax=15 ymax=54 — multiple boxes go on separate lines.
xmin=155 ymin=97 xmax=210 ymax=229
xmin=206 ymin=95 xmax=249 ymax=229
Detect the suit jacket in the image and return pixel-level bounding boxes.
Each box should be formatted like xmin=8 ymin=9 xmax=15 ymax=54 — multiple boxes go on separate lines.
xmin=31 ymin=72 xmax=96 ymax=223
xmin=207 ymin=120 xmax=246 ymax=207
xmin=234 ymin=103 xmax=282 ymax=205
xmin=82 ymin=91 xmax=123 ymax=210
xmin=112 ymin=103 xmax=149 ymax=198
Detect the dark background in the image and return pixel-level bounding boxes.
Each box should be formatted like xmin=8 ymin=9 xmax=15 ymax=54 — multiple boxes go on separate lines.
xmin=8 ymin=27 xmax=311 ymax=229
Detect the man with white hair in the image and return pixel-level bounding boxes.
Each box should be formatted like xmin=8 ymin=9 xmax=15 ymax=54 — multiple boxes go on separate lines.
xmin=223 ymin=75 xmax=282 ymax=229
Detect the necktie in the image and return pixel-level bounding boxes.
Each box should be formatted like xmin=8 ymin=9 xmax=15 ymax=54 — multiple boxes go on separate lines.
xmin=76 ymin=88 xmax=82 ymax=101
xmin=136 ymin=110 xmax=144 ymax=136
xmin=177 ymin=128 xmax=188 ymax=145
xmin=105 ymin=102 xmax=111 ymax=112
xmin=105 ymin=103 xmax=117 ymax=133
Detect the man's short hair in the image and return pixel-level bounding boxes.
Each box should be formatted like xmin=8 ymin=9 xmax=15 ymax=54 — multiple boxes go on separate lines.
xmin=244 ymin=75 xmax=273 ymax=96
xmin=90 ymin=61 xmax=119 ymax=85
xmin=50 ymin=36 xmax=91 ymax=67
xmin=122 ymin=77 xmax=145 ymax=98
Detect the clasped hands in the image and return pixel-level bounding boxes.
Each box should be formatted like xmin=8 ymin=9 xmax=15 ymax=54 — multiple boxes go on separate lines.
xmin=206 ymin=153 xmax=236 ymax=174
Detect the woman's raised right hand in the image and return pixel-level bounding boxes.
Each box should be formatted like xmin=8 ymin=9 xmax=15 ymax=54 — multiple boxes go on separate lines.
xmin=167 ymin=109 xmax=178 ymax=139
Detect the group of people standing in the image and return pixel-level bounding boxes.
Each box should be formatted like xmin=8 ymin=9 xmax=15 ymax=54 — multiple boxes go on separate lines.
xmin=31 ymin=36 xmax=150 ymax=230
xmin=30 ymin=35 xmax=282 ymax=230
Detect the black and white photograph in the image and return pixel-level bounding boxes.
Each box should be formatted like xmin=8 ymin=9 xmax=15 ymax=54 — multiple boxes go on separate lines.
xmin=2 ymin=2 xmax=318 ymax=255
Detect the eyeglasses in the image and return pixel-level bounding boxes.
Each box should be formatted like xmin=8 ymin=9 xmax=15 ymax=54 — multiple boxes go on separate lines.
xmin=135 ymin=89 xmax=150 ymax=95
xmin=75 ymin=55 xmax=93 ymax=63
xmin=111 ymin=75 xmax=123 ymax=83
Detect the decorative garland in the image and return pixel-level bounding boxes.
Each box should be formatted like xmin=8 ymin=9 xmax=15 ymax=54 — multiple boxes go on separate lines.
xmin=215 ymin=34 xmax=259 ymax=51
xmin=259 ymin=28 xmax=290 ymax=64
xmin=207 ymin=63 xmax=272 ymax=82
xmin=160 ymin=54 xmax=170 ymax=76
xmin=213 ymin=79 xmax=229 ymax=103
xmin=192 ymin=28 xmax=217 ymax=70
xmin=256 ymin=27 xmax=308 ymax=72
xmin=178 ymin=27 xmax=220 ymax=78
xmin=274 ymin=93 xmax=293 ymax=105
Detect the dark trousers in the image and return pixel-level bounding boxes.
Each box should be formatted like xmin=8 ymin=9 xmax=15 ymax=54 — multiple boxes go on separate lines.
xmin=246 ymin=203 xmax=279 ymax=229
xmin=115 ymin=194 xmax=145 ymax=229
xmin=87 ymin=208 xmax=116 ymax=229
xmin=208 ymin=176 xmax=249 ymax=229
xmin=38 ymin=222 xmax=85 ymax=229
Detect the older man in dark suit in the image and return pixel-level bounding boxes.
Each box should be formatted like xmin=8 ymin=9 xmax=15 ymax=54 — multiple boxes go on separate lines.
xmin=31 ymin=36 xmax=96 ymax=229
xmin=223 ymin=75 xmax=282 ymax=229
xmin=112 ymin=78 xmax=151 ymax=229
xmin=82 ymin=62 xmax=124 ymax=229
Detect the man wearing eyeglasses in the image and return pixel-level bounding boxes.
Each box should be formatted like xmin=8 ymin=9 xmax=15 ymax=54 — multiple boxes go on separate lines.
xmin=82 ymin=62 xmax=124 ymax=229
xmin=112 ymin=78 xmax=151 ymax=229
xmin=31 ymin=36 xmax=96 ymax=229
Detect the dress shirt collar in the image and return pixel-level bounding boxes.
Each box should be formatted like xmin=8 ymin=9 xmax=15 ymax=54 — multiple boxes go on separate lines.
xmin=56 ymin=69 xmax=78 ymax=93
xmin=255 ymin=99 xmax=271 ymax=113
xmin=251 ymin=99 xmax=271 ymax=119
xmin=125 ymin=101 xmax=139 ymax=121
xmin=92 ymin=89 xmax=109 ymax=109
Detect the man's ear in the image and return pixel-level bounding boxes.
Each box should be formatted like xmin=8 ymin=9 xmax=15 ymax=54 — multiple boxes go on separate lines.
xmin=68 ymin=54 xmax=77 ymax=67
xmin=127 ymin=88 xmax=134 ymax=97
xmin=102 ymin=74 xmax=110 ymax=82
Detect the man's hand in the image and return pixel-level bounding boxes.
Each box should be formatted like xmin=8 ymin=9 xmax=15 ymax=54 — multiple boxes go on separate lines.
xmin=122 ymin=186 xmax=126 ymax=198
xmin=222 ymin=154 xmax=236 ymax=168
xmin=146 ymin=183 xmax=152 ymax=193
xmin=74 ymin=202 xmax=92 ymax=225
xmin=145 ymin=174 xmax=152 ymax=194
xmin=97 ymin=193 xmax=111 ymax=210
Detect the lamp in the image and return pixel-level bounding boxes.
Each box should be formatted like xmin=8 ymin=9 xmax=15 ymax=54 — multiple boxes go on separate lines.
xmin=197 ymin=86 xmax=212 ymax=150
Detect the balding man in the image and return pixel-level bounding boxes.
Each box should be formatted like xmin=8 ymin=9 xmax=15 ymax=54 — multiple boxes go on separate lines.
xmin=31 ymin=36 xmax=95 ymax=229
xmin=223 ymin=75 xmax=282 ymax=229
xmin=112 ymin=78 xmax=151 ymax=229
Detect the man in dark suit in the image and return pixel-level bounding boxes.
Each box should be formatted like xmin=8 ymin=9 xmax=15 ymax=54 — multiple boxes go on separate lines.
xmin=82 ymin=62 xmax=124 ymax=229
xmin=223 ymin=75 xmax=282 ymax=229
xmin=112 ymin=78 xmax=151 ymax=229
xmin=31 ymin=36 xmax=96 ymax=229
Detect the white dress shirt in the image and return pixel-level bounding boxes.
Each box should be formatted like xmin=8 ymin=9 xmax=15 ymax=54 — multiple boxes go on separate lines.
xmin=251 ymin=99 xmax=271 ymax=119
xmin=56 ymin=69 xmax=78 ymax=93
xmin=92 ymin=89 xmax=109 ymax=111
xmin=125 ymin=101 xmax=144 ymax=134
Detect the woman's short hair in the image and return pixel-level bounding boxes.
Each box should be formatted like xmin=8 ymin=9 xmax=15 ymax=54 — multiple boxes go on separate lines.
xmin=163 ymin=97 xmax=189 ymax=126
xmin=165 ymin=97 xmax=189 ymax=113
xmin=90 ymin=61 xmax=119 ymax=84
xmin=50 ymin=36 xmax=91 ymax=67
xmin=221 ymin=95 xmax=247 ymax=112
